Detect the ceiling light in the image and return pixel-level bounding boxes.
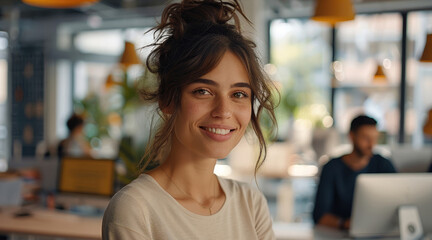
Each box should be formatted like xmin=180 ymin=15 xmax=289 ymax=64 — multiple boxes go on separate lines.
xmin=424 ymin=109 xmax=432 ymax=137
xmin=22 ymin=0 xmax=99 ymax=9
xmin=373 ymin=64 xmax=386 ymax=83
xmin=311 ymin=0 xmax=355 ymax=25
xmin=119 ymin=41 xmax=141 ymax=68
xmin=420 ymin=33 xmax=432 ymax=62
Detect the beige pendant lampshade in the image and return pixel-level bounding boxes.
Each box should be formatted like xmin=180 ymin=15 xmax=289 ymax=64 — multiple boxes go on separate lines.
xmin=119 ymin=42 xmax=141 ymax=67
xmin=420 ymin=34 xmax=432 ymax=62
xmin=373 ymin=65 xmax=386 ymax=83
xmin=311 ymin=0 xmax=355 ymax=25
xmin=22 ymin=0 xmax=99 ymax=8
xmin=424 ymin=109 xmax=432 ymax=137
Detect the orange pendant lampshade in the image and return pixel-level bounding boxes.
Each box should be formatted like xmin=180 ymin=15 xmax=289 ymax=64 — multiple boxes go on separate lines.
xmin=424 ymin=109 xmax=432 ymax=137
xmin=420 ymin=34 xmax=432 ymax=62
xmin=22 ymin=0 xmax=99 ymax=8
xmin=119 ymin=42 xmax=141 ymax=68
xmin=311 ymin=0 xmax=355 ymax=25
xmin=373 ymin=65 xmax=386 ymax=83
xmin=105 ymin=74 xmax=117 ymax=90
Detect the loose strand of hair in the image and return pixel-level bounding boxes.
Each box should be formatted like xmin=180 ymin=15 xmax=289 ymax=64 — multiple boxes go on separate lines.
xmin=139 ymin=109 xmax=176 ymax=173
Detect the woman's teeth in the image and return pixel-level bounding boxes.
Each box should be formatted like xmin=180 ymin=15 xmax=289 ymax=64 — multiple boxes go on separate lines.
xmin=206 ymin=128 xmax=230 ymax=135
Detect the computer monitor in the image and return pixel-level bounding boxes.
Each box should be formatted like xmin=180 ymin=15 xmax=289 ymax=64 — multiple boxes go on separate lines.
xmin=350 ymin=173 xmax=432 ymax=238
xmin=0 ymin=174 xmax=23 ymax=206
xmin=58 ymin=157 xmax=115 ymax=196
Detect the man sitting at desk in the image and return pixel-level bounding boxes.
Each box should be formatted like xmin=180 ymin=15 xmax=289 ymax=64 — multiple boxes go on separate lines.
xmin=312 ymin=115 xmax=396 ymax=230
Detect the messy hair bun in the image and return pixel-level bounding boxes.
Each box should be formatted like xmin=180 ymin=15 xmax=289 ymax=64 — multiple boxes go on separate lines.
xmin=157 ymin=0 xmax=246 ymax=40
xmin=139 ymin=0 xmax=277 ymax=175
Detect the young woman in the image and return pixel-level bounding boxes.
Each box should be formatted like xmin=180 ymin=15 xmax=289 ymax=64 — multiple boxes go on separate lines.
xmin=102 ymin=0 xmax=277 ymax=239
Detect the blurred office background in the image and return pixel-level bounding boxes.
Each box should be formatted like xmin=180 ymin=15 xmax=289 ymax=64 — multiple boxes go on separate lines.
xmin=1 ymin=0 xmax=432 ymax=229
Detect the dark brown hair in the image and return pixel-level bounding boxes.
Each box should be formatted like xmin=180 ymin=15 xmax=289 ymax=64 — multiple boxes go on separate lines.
xmin=66 ymin=113 xmax=84 ymax=133
xmin=139 ymin=0 xmax=277 ymax=175
xmin=350 ymin=115 xmax=377 ymax=133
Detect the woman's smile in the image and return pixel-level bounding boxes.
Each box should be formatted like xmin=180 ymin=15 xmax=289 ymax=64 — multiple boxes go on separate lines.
xmin=199 ymin=125 xmax=236 ymax=141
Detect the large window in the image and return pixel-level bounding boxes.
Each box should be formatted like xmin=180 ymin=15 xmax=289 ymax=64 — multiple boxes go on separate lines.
xmin=407 ymin=11 xmax=432 ymax=146
xmin=269 ymin=19 xmax=332 ymax=142
xmin=335 ymin=13 xmax=402 ymax=144
xmin=267 ymin=19 xmax=332 ymax=223
xmin=0 ymin=32 xmax=8 ymax=171
xmin=55 ymin=27 xmax=156 ymax=158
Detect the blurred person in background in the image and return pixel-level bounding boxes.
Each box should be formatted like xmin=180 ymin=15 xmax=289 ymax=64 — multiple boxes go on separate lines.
xmin=313 ymin=115 xmax=396 ymax=230
xmin=58 ymin=113 xmax=91 ymax=158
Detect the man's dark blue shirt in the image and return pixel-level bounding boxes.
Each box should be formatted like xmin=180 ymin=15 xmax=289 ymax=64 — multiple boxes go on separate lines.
xmin=312 ymin=154 xmax=396 ymax=224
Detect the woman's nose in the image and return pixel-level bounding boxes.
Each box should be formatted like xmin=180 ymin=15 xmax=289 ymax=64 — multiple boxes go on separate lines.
xmin=211 ymin=97 xmax=232 ymax=119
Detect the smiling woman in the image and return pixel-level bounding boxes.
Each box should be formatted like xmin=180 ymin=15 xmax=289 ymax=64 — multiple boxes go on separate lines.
xmin=102 ymin=0 xmax=277 ymax=239
xmin=174 ymin=51 xmax=252 ymax=160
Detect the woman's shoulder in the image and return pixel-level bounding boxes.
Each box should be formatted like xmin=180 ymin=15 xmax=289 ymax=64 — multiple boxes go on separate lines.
xmin=102 ymin=175 xmax=157 ymax=238
xmin=219 ymin=177 xmax=252 ymax=190
xmin=109 ymin=174 xmax=161 ymax=205
xmin=218 ymin=177 xmax=264 ymax=201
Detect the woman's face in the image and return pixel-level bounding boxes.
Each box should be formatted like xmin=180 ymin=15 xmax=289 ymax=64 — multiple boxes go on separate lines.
xmin=172 ymin=51 xmax=252 ymax=160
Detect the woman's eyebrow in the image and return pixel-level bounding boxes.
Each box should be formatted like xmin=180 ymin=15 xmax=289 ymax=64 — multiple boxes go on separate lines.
xmin=231 ymin=82 xmax=251 ymax=89
xmin=192 ymin=78 xmax=251 ymax=89
xmin=193 ymin=78 xmax=218 ymax=86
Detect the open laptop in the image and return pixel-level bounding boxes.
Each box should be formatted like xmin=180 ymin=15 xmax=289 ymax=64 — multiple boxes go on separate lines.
xmin=57 ymin=157 xmax=116 ymax=215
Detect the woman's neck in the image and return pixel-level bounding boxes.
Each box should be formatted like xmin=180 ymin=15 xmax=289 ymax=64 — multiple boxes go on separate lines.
xmin=161 ymin=149 xmax=217 ymax=196
xmin=146 ymin=143 xmax=225 ymax=216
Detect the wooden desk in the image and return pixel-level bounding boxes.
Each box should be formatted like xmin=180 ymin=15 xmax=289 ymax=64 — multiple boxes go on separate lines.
xmin=0 ymin=207 xmax=102 ymax=239
xmin=273 ymin=222 xmax=401 ymax=240
xmin=273 ymin=222 xmax=349 ymax=240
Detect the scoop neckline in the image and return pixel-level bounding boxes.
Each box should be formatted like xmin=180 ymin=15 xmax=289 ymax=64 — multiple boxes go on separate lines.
xmin=141 ymin=173 xmax=229 ymax=219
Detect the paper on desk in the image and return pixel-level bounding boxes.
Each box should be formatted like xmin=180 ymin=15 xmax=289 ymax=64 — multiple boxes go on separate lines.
xmin=0 ymin=177 xmax=24 ymax=206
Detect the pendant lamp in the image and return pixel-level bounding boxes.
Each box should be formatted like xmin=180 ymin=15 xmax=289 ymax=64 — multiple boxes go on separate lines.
xmin=373 ymin=64 xmax=386 ymax=83
xmin=311 ymin=0 xmax=355 ymax=25
xmin=105 ymin=74 xmax=118 ymax=90
xmin=119 ymin=41 xmax=141 ymax=68
xmin=424 ymin=109 xmax=432 ymax=137
xmin=420 ymin=34 xmax=432 ymax=63
xmin=22 ymin=0 xmax=99 ymax=8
